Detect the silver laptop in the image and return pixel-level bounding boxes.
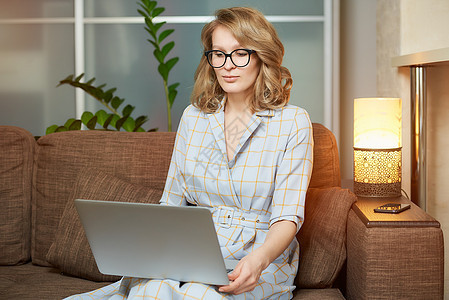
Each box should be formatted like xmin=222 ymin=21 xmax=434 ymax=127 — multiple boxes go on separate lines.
xmin=74 ymin=199 xmax=238 ymax=286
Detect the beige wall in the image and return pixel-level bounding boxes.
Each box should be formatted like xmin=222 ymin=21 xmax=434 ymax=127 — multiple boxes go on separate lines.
xmin=377 ymin=0 xmax=449 ymax=297
xmin=401 ymin=0 xmax=449 ymax=55
xmin=339 ymin=0 xmax=377 ymax=181
xmin=376 ymin=0 xmax=411 ymax=195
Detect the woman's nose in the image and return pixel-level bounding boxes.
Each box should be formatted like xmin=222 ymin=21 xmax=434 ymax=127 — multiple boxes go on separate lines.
xmin=223 ymin=57 xmax=236 ymax=70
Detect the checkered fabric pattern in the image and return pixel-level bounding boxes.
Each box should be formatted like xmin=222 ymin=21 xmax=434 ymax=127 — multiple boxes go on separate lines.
xmin=66 ymin=104 xmax=313 ymax=300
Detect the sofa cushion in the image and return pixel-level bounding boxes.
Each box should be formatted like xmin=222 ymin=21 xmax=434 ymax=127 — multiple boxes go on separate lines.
xmin=296 ymin=187 xmax=356 ymax=288
xmin=309 ymin=123 xmax=341 ymax=189
xmin=32 ymin=130 xmax=176 ymax=266
xmin=293 ymin=288 xmax=345 ymax=300
xmin=0 ymin=263 xmax=110 ymax=299
xmin=0 ymin=126 xmax=35 ymax=265
xmin=46 ymin=168 xmax=163 ymax=281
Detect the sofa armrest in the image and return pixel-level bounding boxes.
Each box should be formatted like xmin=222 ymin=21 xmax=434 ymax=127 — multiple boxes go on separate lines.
xmin=346 ymin=196 xmax=444 ymax=300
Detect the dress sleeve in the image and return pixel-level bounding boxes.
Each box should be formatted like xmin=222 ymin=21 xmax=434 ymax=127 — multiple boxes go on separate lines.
xmin=159 ymin=107 xmax=190 ymax=206
xmin=270 ymin=108 xmax=314 ymax=232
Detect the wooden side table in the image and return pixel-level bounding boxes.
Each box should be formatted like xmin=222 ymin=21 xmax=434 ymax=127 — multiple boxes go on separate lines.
xmin=352 ymin=195 xmax=440 ymax=228
xmin=342 ymin=180 xmax=444 ymax=299
xmin=342 ymin=179 xmax=439 ymax=228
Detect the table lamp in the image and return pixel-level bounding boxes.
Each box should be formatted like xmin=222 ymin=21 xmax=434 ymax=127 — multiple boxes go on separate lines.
xmin=353 ymin=97 xmax=402 ymax=197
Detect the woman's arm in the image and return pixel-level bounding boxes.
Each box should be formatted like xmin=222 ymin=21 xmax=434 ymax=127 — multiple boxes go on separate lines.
xmin=218 ymin=220 xmax=297 ymax=295
xmin=159 ymin=107 xmax=191 ymax=206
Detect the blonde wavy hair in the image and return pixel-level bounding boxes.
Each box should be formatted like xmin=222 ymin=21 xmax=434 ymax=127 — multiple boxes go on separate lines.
xmin=190 ymin=7 xmax=293 ymax=113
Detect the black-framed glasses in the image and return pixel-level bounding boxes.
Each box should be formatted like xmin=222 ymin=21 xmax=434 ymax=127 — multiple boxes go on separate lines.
xmin=204 ymin=49 xmax=256 ymax=68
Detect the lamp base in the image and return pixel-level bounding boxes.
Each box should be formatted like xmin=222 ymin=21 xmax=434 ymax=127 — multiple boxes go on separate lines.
xmin=353 ymin=147 xmax=402 ymax=197
xmin=354 ymin=181 xmax=401 ymax=197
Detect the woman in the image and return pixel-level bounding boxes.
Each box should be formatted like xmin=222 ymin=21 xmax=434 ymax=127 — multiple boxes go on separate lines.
xmin=67 ymin=6 xmax=313 ymax=300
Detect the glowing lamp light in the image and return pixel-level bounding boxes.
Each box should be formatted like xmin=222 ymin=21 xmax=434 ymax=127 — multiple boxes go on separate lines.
xmin=353 ymin=98 xmax=402 ymax=197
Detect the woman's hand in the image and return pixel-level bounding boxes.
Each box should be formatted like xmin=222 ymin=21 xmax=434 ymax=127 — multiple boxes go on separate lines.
xmin=218 ymin=251 xmax=268 ymax=295
xmin=218 ymin=220 xmax=297 ymax=295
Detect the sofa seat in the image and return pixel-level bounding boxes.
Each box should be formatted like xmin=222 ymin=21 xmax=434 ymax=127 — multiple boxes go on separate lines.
xmin=0 ymin=263 xmax=109 ymax=299
xmin=0 ymin=263 xmax=344 ymax=300
xmin=293 ymin=288 xmax=345 ymax=299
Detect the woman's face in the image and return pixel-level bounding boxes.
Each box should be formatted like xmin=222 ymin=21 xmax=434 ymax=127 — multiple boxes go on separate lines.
xmin=211 ymin=25 xmax=260 ymax=101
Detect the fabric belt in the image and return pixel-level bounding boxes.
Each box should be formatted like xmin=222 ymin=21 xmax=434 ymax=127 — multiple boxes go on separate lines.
xmin=205 ymin=206 xmax=270 ymax=230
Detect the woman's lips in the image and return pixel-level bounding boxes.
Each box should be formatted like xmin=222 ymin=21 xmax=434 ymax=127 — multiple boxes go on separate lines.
xmin=222 ymin=75 xmax=238 ymax=83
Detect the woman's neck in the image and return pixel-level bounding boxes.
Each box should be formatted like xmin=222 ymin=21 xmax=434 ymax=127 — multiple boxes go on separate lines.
xmin=225 ymin=94 xmax=253 ymax=116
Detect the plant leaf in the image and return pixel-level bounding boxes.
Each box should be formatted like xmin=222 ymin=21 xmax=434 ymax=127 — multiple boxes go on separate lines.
xmin=58 ymin=74 xmax=74 ymax=86
xmin=68 ymin=120 xmax=82 ymax=131
xmin=109 ymin=114 xmax=120 ymax=128
xmin=86 ymin=77 xmax=96 ymax=85
xmin=134 ymin=115 xmax=148 ymax=128
xmin=103 ymin=88 xmax=116 ymax=103
xmin=166 ymin=57 xmax=179 ymax=72
xmin=136 ymin=127 xmax=145 ymax=132
xmin=169 ymin=89 xmax=177 ymax=108
xmin=144 ymin=27 xmax=154 ymax=38
xmin=168 ymin=82 xmax=180 ymax=92
xmin=103 ymin=114 xmax=115 ymax=129
xmin=137 ymin=8 xmax=148 ymax=18
xmin=142 ymin=0 xmax=157 ymax=12
xmin=115 ymin=115 xmax=129 ymax=131
xmin=104 ymin=87 xmax=117 ymax=95
xmin=148 ymin=127 xmax=158 ymax=132
xmin=111 ymin=97 xmax=124 ymax=110
xmin=161 ymin=41 xmax=174 ymax=57
xmin=75 ymin=73 xmax=84 ymax=82
xmin=153 ymin=21 xmax=165 ymax=33
xmin=122 ymin=104 xmax=135 ymax=116
xmin=81 ymin=111 xmax=94 ymax=125
xmin=86 ymin=116 xmax=97 ymax=130
xmin=104 ymin=92 xmax=113 ymax=103
xmin=95 ymin=110 xmax=109 ymax=126
xmin=122 ymin=117 xmax=136 ymax=132
xmin=55 ymin=126 xmax=68 ymax=133
xmin=63 ymin=74 xmax=74 ymax=81
xmin=153 ymin=49 xmax=164 ymax=63
xmin=145 ymin=19 xmax=157 ymax=40
xmin=158 ymin=29 xmax=174 ymax=43
xmin=148 ymin=1 xmax=157 ymax=11
xmin=152 ymin=7 xmax=165 ymax=18
xmin=64 ymin=118 xmax=76 ymax=128
xmin=46 ymin=125 xmax=59 ymax=135
xmin=90 ymin=86 xmax=103 ymax=100
xmin=158 ymin=63 xmax=169 ymax=81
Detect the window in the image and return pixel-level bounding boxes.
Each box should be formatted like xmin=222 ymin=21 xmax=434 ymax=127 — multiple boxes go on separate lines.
xmin=0 ymin=0 xmax=338 ymax=136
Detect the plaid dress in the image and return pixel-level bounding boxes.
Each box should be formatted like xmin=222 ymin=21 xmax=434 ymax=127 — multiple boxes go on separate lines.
xmin=66 ymin=104 xmax=313 ymax=300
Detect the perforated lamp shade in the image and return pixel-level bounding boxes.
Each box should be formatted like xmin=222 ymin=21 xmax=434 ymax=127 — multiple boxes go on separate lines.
xmin=353 ymin=98 xmax=402 ymax=197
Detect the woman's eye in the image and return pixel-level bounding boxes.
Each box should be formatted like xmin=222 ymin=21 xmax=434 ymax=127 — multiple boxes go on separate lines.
xmin=235 ymin=51 xmax=248 ymax=57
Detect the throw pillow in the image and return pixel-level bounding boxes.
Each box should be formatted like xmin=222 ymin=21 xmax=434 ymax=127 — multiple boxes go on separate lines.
xmin=296 ymin=187 xmax=356 ymax=288
xmin=46 ymin=168 xmax=163 ymax=282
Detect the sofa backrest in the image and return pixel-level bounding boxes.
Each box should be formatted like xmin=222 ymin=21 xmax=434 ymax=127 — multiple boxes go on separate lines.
xmin=0 ymin=126 xmax=35 ymax=265
xmin=309 ymin=123 xmax=340 ymax=188
xmin=31 ymin=130 xmax=177 ymax=266
xmin=0 ymin=123 xmax=341 ymax=266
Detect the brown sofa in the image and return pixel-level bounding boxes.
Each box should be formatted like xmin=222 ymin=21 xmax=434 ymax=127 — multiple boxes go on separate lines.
xmin=0 ymin=124 xmax=444 ymax=299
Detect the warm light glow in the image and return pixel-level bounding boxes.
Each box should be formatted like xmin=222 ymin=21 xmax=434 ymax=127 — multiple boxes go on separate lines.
xmin=354 ymin=149 xmax=401 ymax=184
xmin=354 ymin=98 xmax=402 ymax=149
xmin=353 ymin=97 xmax=402 ymax=197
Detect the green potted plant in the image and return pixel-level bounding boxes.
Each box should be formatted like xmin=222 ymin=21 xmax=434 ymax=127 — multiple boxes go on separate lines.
xmin=46 ymin=0 xmax=179 ymax=134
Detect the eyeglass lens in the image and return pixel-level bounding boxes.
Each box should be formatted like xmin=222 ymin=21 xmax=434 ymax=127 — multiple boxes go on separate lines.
xmin=207 ymin=49 xmax=252 ymax=68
